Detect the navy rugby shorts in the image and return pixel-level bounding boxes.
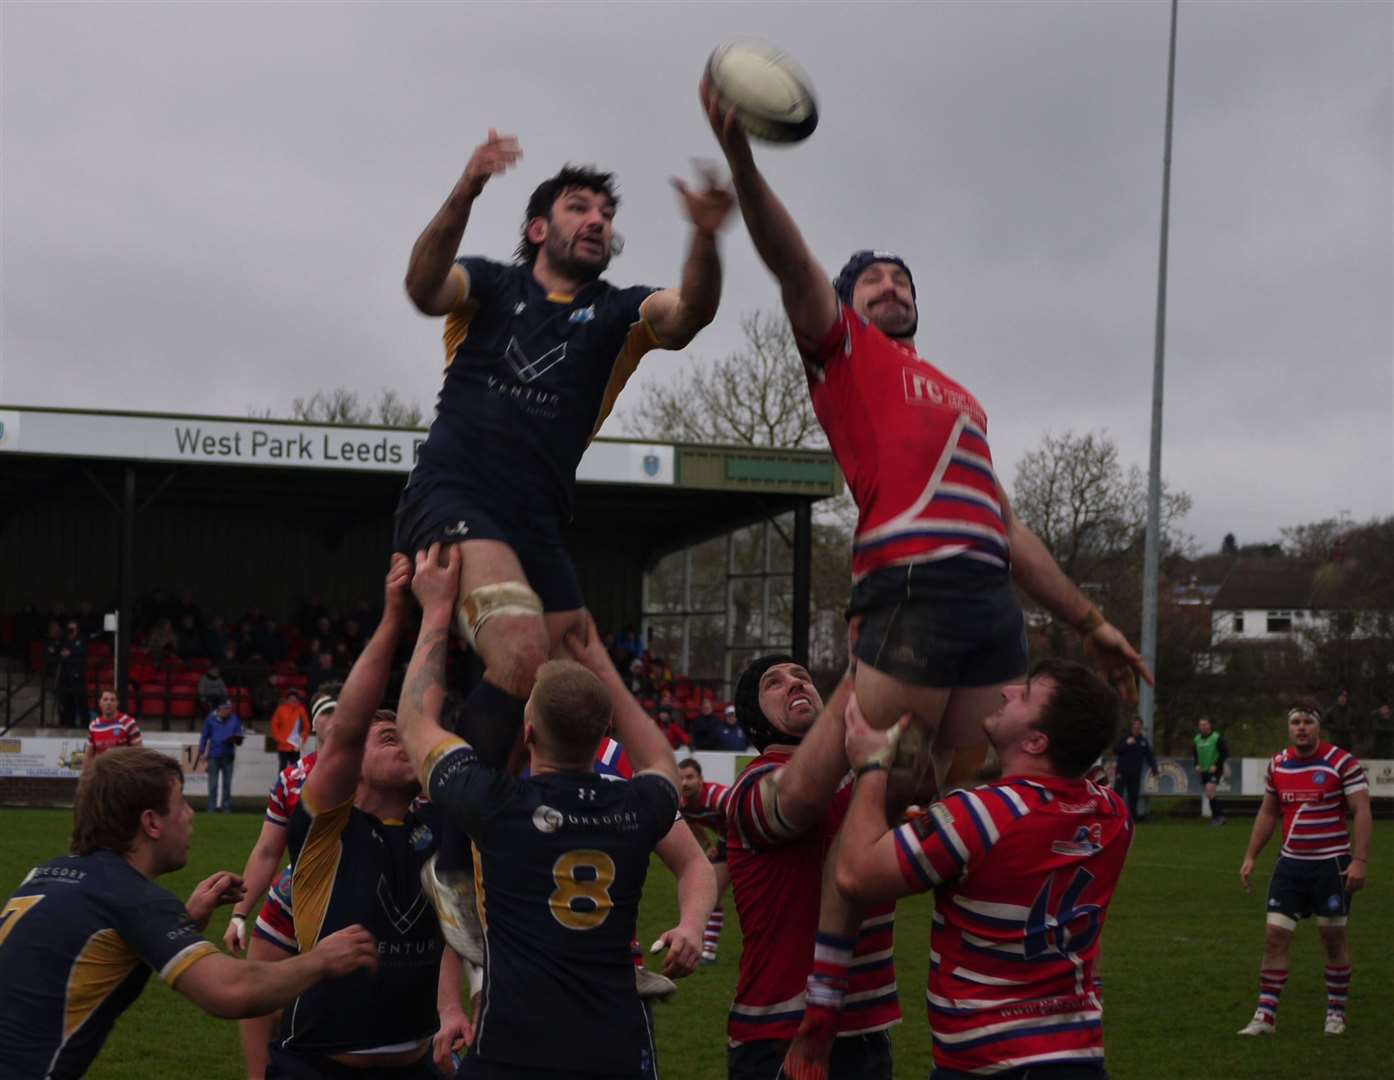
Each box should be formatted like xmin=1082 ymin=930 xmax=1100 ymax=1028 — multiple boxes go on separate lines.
xmin=394 ymin=480 xmax=583 ymax=613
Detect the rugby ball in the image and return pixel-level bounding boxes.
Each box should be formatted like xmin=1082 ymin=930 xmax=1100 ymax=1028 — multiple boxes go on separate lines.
xmin=705 ymin=41 xmax=818 ymax=144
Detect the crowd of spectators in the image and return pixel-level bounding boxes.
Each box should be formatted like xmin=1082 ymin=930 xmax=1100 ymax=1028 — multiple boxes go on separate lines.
xmin=9 ymin=596 xmax=753 ymax=751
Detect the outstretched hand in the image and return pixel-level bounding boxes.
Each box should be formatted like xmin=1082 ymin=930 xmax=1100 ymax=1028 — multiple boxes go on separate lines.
xmin=561 ymin=611 xmax=612 ymax=678
xmin=383 ymin=552 xmax=414 ymax=621
xmin=672 ymin=162 xmax=734 ymax=237
xmin=412 ymin=544 xmax=461 ymax=616
xmin=698 ymin=77 xmax=754 ymax=172
xmin=186 ymin=871 xmax=246 ymax=932
xmin=458 ymin=129 xmax=522 ymax=200
xmin=1082 ymin=622 xmax=1154 ymax=704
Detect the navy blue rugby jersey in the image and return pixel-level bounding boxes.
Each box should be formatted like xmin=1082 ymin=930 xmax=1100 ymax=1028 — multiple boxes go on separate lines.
xmin=422 ymin=737 xmax=678 ymax=1076
xmin=0 ymin=851 xmax=219 ymax=1079
xmin=412 ymin=256 xmax=661 ymax=520
xmin=278 ymin=796 xmax=442 ymax=1056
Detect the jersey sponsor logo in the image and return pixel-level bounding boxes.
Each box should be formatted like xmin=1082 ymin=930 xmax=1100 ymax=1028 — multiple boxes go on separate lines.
xmin=532 ymin=805 xmax=564 ymax=834
xmin=376 ymin=875 xmax=432 ymax=937
xmin=506 ymin=337 xmax=569 ymax=384
xmin=1051 ymin=824 xmax=1104 ymax=858
xmin=903 ymin=367 xmax=945 ymax=405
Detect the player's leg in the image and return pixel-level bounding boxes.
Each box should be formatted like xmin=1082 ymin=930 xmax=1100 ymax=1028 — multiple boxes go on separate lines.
xmin=238 ymin=932 xmax=290 ymax=1080
xmin=702 ymin=858 xmax=731 ymax=963
xmin=1207 ymin=779 xmax=1225 ymax=825
xmin=1241 ymin=859 xmax=1298 ymax=1034
xmin=1317 ymin=854 xmax=1353 ymax=1035
xmin=935 ymin=680 xmax=1020 ymax=790
xmin=852 ymin=662 xmax=949 ymax=808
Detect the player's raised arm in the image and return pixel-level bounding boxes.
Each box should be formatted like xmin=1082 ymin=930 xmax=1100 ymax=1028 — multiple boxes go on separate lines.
xmin=652 ymin=822 xmax=718 ymax=979
xmin=397 ymin=544 xmax=461 ymax=776
xmin=699 ymin=80 xmax=837 ymax=348
xmin=997 ymin=484 xmax=1153 ymax=703
xmin=640 ymin=165 xmax=733 ymax=349
xmin=175 ymin=924 xmax=379 ymax=1019
xmin=563 ymin=612 xmax=677 ymax=787
xmin=303 ymin=555 xmax=414 ymax=811
xmin=405 ymin=129 xmax=522 ymax=316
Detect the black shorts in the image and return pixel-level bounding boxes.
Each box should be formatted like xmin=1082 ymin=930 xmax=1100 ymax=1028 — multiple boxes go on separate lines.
xmin=266 ymin=1045 xmax=442 ymax=1079
xmin=1199 ymin=769 xmax=1223 ymax=786
xmin=848 ymin=559 xmax=1028 ymax=688
xmin=394 ymin=480 xmax=583 ymax=613
xmin=1267 ymin=854 xmax=1353 ymax=923
xmin=727 ymin=1031 xmax=891 ymax=1080
xmin=932 ymin=1065 xmax=1107 ymax=1080
xmin=455 ymin=1057 xmax=641 ymax=1080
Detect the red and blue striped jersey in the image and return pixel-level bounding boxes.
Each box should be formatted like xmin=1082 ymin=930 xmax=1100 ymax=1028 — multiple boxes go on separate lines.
xmin=726 ymin=746 xmax=900 ymax=1044
xmin=595 ymin=737 xmax=633 ymax=781
xmin=802 ymin=304 xmax=1008 ymax=583
xmin=680 ymin=780 xmax=732 ymax=833
xmin=1265 ymin=743 xmax=1367 ymax=860
xmin=895 ymin=775 xmax=1131 ymax=1076
xmin=88 ymin=713 xmax=141 ymax=755
xmin=265 ymin=751 xmax=318 ymax=827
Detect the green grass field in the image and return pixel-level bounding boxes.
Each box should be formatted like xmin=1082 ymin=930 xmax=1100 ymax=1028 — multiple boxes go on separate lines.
xmin=1 ymin=809 xmax=1388 ymax=1080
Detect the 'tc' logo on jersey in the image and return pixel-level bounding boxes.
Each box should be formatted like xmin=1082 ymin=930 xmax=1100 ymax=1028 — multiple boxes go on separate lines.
xmin=903 ymin=368 xmax=945 ymax=405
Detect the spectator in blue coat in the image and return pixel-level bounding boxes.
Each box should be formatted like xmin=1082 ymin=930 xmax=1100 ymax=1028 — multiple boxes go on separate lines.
xmin=197 ymin=699 xmax=243 ymax=813
xmin=708 ymin=703 xmax=750 ymax=752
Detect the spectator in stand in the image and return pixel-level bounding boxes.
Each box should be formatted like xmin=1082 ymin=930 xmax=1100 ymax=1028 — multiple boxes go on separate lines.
xmin=692 ymin=698 xmax=721 ymax=748
xmin=306 ymin=651 xmax=337 ymax=698
xmin=269 ymin=688 xmax=309 ymax=769
xmin=1373 ymin=701 xmax=1394 ymax=759
xmin=83 ymin=688 xmax=143 ymax=769
xmin=176 ymin=612 xmax=205 ymax=660
xmin=628 ymin=658 xmax=654 ymax=700
xmin=220 ymin=639 xmax=240 ymax=668
xmin=198 ymin=699 xmax=243 ymax=813
xmin=198 ymin=665 xmax=229 ymax=717
xmin=74 ymin=600 xmax=102 ymax=636
xmin=48 ymin=620 xmax=88 ymax=726
xmin=252 ymin=617 xmax=288 ymax=664
xmin=1326 ymin=690 xmax=1353 ymax=754
xmin=615 ymin=625 xmax=642 ymax=666
xmin=147 ymin=617 xmax=178 ymax=665
xmin=203 ymin=615 xmax=228 ymax=665
xmin=658 ymin=705 xmax=693 ymax=750
xmin=340 ymin=617 xmax=365 ymax=660
xmin=176 ymin=588 xmax=203 ymax=628
xmin=709 ymin=703 xmax=750 ymax=752
xmin=1112 ymin=715 xmax=1158 ymax=821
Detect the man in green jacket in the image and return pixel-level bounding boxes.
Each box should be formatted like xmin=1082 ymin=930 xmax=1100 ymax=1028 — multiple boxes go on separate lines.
xmin=1195 ymin=717 xmax=1231 ymax=826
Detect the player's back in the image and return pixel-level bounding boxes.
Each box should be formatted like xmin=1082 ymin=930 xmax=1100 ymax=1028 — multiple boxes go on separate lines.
xmin=904 ymin=775 xmax=1131 ymax=1075
xmin=462 ymin=766 xmax=677 ymax=1075
xmin=0 ymin=851 xmax=216 ymax=1080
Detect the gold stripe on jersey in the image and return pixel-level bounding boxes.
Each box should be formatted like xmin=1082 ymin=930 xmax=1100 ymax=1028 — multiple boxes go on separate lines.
xmin=293 ymin=798 xmax=354 ymax=952
xmin=471 ymin=839 xmax=488 ymax=934
xmin=590 ymin=317 xmax=660 ymax=439
xmin=422 ymin=735 xmax=469 ymax=792
xmin=442 ymin=303 xmax=480 ymax=370
xmin=161 ymin=940 xmax=218 ymax=986
xmin=63 ymin=929 xmax=139 ymax=1043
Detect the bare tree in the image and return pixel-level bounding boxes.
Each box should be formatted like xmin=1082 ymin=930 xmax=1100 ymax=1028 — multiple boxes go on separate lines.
xmin=628 ymin=311 xmax=824 ymax=449
xmin=253 ymin=387 xmax=425 ymax=427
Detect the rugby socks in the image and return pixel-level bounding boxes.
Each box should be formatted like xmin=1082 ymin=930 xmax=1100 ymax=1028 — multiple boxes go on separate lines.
xmin=1325 ymin=965 xmax=1351 ymax=1017
xmin=702 ymin=905 xmax=724 ymax=959
xmin=456 ymin=679 xmax=527 ymax=770
xmin=1257 ymin=968 xmax=1288 ymax=1024
xmin=1210 ymin=796 xmax=1224 ymax=821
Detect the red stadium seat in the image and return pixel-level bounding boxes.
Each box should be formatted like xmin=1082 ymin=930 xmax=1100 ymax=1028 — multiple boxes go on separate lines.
xmin=232 ymin=687 xmax=253 ymax=721
xmin=140 ymin=682 xmax=168 ymax=719
xmin=88 ymin=641 xmax=113 ymax=660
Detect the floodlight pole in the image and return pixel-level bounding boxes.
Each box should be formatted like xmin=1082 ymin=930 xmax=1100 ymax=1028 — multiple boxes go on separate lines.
xmin=1140 ymin=0 xmax=1179 ymax=750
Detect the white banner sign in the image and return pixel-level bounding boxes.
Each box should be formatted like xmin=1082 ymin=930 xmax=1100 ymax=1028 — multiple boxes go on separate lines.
xmin=0 ymin=408 xmax=673 ymax=485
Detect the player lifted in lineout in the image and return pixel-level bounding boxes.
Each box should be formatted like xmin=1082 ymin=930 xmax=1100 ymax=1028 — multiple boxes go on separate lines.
xmin=699 ymin=85 xmax=1151 ymax=796
xmin=399 ymin=131 xmax=733 ymax=768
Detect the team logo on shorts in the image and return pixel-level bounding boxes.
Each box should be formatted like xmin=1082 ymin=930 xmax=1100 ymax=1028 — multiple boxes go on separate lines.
xmin=532 ymin=805 xmax=564 ymax=834
xmin=1328 ymin=895 xmax=1341 ymax=911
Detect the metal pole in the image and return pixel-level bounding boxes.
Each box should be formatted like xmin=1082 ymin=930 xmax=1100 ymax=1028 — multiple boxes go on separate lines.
xmin=792 ymin=501 xmax=812 ymax=667
xmin=117 ymin=466 xmax=135 ymax=714
xmin=1140 ymin=0 xmax=1179 ymax=750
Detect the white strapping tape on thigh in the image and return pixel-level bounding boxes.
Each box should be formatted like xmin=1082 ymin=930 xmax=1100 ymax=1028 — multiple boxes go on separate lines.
xmin=1266 ymin=913 xmax=1297 ymax=931
xmin=457 ymin=581 xmax=544 ymax=647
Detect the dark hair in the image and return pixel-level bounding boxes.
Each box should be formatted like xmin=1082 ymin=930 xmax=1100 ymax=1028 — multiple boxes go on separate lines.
xmin=531 ymin=659 xmax=613 ymax=765
xmin=514 ymin=165 xmax=619 ymax=263
xmin=1029 ymin=658 xmax=1119 ymax=778
xmin=678 ymin=758 xmax=702 ymax=775
xmin=72 ymin=747 xmax=184 ymax=855
xmin=1287 ymin=696 xmax=1323 ymax=721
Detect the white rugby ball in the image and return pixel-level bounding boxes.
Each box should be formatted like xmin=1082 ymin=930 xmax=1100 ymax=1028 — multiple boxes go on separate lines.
xmin=705 ymin=41 xmax=818 ymax=144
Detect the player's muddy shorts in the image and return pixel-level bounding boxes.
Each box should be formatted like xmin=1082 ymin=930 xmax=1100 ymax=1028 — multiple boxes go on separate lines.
xmin=728 ymin=1031 xmax=891 ymax=1080
xmin=1267 ymin=854 xmax=1353 ymax=923
xmin=394 ymin=479 xmax=583 ymax=613
xmin=848 ymin=558 xmax=1027 ymax=688
xmin=266 ymin=1044 xmax=441 ymax=1079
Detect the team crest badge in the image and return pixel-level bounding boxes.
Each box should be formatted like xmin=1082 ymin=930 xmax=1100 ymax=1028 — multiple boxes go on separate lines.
xmin=1051 ymin=823 xmax=1104 ymax=857
xmin=569 ymin=305 xmax=596 ymax=324
xmin=642 ymin=452 xmax=660 ymax=478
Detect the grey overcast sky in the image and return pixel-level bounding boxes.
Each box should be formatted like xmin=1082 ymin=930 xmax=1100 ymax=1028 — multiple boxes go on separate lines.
xmin=2 ymin=1 xmax=1390 ymax=551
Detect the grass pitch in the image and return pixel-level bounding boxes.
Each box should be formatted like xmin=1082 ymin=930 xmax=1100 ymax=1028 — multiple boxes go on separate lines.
xmin=1 ymin=809 xmax=1387 ymax=1079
